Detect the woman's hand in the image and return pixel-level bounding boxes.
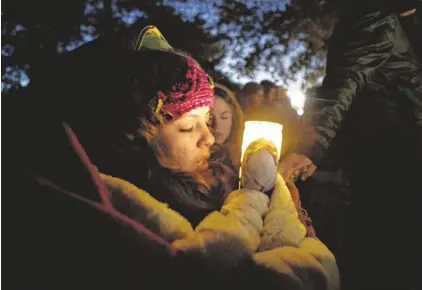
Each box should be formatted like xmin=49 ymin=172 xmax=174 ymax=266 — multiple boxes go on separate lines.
xmin=279 ymin=153 xmax=317 ymax=181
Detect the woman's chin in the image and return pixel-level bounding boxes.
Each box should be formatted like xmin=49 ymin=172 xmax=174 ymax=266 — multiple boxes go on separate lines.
xmin=214 ymin=138 xmax=226 ymax=145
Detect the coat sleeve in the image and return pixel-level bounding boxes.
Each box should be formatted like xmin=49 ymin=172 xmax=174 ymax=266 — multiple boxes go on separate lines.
xmin=251 ymin=237 xmax=340 ymax=290
xmin=256 ymin=175 xmax=339 ymax=289
xmin=99 ymin=173 xmax=195 ymax=242
xmin=172 ymin=188 xmax=269 ymax=268
xmin=298 ymin=11 xmax=397 ymax=164
xmin=172 ymin=180 xmax=339 ymax=290
xmin=101 ymin=172 xmax=269 ymax=262
xmin=259 ymin=174 xmax=307 ymax=251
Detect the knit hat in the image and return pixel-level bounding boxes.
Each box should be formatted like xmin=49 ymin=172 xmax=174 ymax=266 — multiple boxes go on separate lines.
xmin=133 ymin=26 xmax=214 ymax=120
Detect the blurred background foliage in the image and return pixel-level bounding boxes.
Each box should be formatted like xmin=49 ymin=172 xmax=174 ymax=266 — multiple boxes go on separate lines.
xmin=2 ymin=0 xmax=341 ymax=92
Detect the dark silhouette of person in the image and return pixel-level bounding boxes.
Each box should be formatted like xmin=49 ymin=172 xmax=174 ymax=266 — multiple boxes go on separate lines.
xmin=280 ymin=1 xmax=422 ymax=289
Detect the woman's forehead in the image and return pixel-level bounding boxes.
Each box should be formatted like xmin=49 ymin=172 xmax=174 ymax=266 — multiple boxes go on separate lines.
xmin=214 ymin=97 xmax=231 ymax=109
xmin=184 ymin=106 xmax=210 ymax=117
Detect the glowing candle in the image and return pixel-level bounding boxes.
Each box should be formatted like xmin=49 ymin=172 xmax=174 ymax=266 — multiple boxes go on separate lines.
xmin=240 ymin=121 xmax=283 ymax=163
xmin=239 ymin=121 xmax=283 ymax=190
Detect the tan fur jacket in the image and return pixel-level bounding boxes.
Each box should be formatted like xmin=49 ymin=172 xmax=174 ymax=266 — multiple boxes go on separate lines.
xmin=100 ymin=173 xmax=340 ymax=290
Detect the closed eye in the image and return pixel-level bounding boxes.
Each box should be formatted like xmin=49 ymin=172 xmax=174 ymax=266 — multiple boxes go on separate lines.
xmin=220 ymin=112 xmax=231 ymax=120
xmin=179 ymin=127 xmax=194 ymax=132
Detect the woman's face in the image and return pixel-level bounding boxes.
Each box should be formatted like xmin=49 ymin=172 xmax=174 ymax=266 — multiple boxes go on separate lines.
xmin=158 ymin=106 xmax=214 ymax=173
xmin=268 ymin=87 xmax=287 ymax=105
xmin=251 ymin=89 xmax=264 ymax=106
xmin=210 ymin=97 xmax=233 ymax=145
xmin=266 ymin=88 xmax=278 ymax=104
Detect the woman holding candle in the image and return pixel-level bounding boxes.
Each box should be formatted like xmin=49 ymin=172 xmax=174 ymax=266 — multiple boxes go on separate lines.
xmin=12 ymin=26 xmax=339 ymax=290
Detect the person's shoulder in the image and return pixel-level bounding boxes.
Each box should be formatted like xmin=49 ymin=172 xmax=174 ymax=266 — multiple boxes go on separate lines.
xmin=100 ymin=173 xmax=195 ymax=241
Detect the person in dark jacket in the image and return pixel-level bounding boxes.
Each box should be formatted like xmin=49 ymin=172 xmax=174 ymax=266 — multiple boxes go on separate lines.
xmin=280 ymin=0 xmax=422 ymax=177
xmin=280 ymin=1 xmax=422 ymax=289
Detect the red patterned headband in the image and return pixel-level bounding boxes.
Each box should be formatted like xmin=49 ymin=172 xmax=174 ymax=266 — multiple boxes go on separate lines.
xmin=152 ymin=57 xmax=214 ymax=120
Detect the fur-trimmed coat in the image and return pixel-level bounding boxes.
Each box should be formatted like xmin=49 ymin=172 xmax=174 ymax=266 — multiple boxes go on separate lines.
xmin=101 ymin=173 xmax=340 ymax=290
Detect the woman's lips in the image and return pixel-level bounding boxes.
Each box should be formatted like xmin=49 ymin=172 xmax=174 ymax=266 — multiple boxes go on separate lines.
xmin=214 ymin=133 xmax=225 ymax=143
xmin=196 ymin=156 xmax=210 ymax=171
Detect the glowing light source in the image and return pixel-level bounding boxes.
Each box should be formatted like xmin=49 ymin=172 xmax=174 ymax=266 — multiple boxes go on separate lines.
xmin=240 ymin=121 xmax=283 ymax=163
xmin=287 ymin=87 xmax=306 ymax=116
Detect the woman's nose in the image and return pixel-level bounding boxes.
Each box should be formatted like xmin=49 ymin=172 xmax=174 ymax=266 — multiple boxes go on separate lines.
xmin=201 ymin=125 xmax=215 ymax=147
xmin=211 ymin=117 xmax=220 ymax=130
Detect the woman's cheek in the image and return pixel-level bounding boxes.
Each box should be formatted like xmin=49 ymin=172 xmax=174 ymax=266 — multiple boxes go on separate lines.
xmin=224 ymin=118 xmax=233 ymax=136
xmin=173 ymin=144 xmax=192 ymax=171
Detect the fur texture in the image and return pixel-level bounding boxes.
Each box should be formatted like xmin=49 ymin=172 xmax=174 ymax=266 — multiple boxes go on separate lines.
xmin=259 ymin=174 xmax=307 ymax=251
xmin=101 ymin=173 xmax=194 ymax=241
xmin=100 ymin=173 xmax=339 ymax=290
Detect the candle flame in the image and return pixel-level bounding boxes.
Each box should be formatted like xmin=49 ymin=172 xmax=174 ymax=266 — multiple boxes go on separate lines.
xmin=240 ymin=121 xmax=283 ymax=163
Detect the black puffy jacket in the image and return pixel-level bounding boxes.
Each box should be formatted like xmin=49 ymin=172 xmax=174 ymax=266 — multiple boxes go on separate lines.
xmin=299 ymin=4 xmax=422 ymax=164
